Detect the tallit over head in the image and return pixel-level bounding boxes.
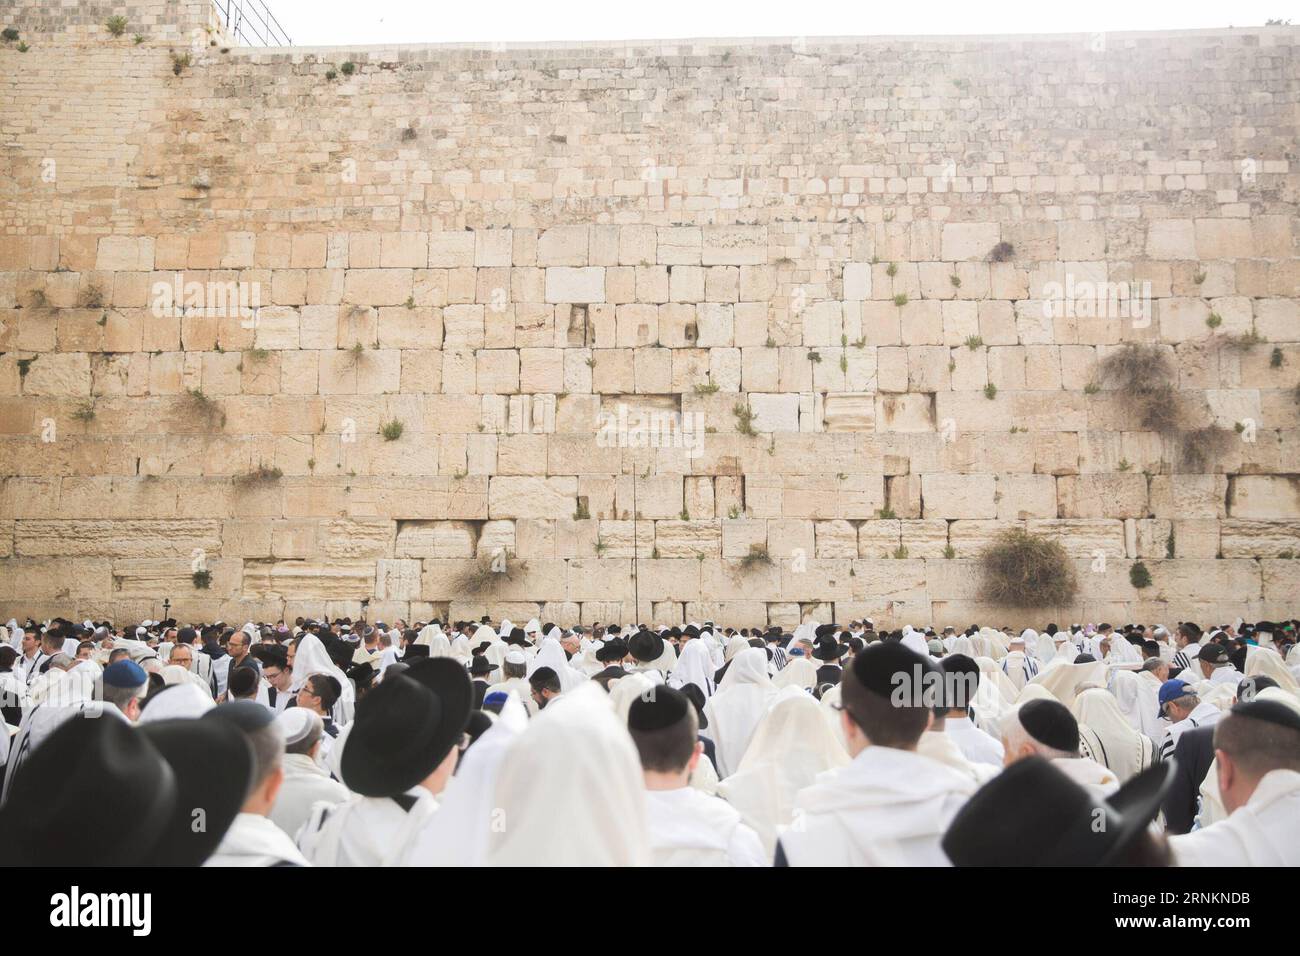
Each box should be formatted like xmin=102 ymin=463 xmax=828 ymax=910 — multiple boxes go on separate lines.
xmin=487 ymin=683 xmax=650 ymax=866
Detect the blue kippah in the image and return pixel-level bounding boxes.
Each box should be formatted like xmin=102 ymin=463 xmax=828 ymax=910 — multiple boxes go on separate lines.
xmin=102 ymin=659 xmax=147 ymax=688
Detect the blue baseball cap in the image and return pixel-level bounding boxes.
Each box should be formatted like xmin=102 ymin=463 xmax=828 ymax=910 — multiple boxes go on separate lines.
xmin=1157 ymin=678 xmax=1191 ymax=719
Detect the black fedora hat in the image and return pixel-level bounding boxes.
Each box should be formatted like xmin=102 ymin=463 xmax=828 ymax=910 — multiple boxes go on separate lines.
xmin=138 ymin=718 xmax=255 ymax=866
xmin=629 ymin=630 xmax=664 ymax=663
xmin=596 ymin=639 xmax=628 ymax=663
xmin=812 ymin=635 xmax=847 ymax=662
xmin=341 ymin=674 xmax=445 ymax=796
xmin=0 ymin=716 xmax=177 ymax=866
xmin=469 ymin=656 xmax=498 ymax=677
xmin=942 ymin=757 xmax=1175 ymax=866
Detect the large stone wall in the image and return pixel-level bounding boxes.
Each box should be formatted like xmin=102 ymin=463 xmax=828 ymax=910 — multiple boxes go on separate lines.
xmin=1 ymin=4 xmax=1298 ymax=626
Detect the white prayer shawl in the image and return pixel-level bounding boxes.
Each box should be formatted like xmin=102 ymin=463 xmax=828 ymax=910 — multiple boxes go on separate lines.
xmin=298 ymin=788 xmax=438 ymax=867
xmin=1159 ymin=700 xmax=1223 ymax=762
xmin=643 ymin=786 xmax=767 ymax=867
xmin=818 ymin=683 xmax=849 ymax=751
xmin=668 ymin=639 xmax=717 ymax=698
xmin=944 ymin=714 xmax=1005 ymax=767
xmin=716 ymin=689 xmax=850 ymax=857
xmin=947 ymin=636 xmax=976 ymax=658
xmin=900 ymin=629 xmax=929 ymax=658
xmin=415 ymin=625 xmax=452 ymax=659
xmin=780 ymin=746 xmax=976 ymax=866
xmin=527 ymin=637 xmax=586 ymax=692
xmin=270 ymin=752 xmax=350 ymax=841
xmin=291 ymin=633 xmax=355 ymax=725
xmin=1031 ymin=630 xmax=1057 ymax=664
xmin=204 ymin=812 xmax=311 ymax=867
xmin=394 ymin=694 xmax=530 ymax=866
xmin=1071 ymin=687 xmax=1155 ymax=783
xmin=723 ymin=635 xmax=750 ymax=662
xmin=771 ymin=656 xmax=816 ymax=692
xmin=487 ymin=684 xmax=651 ymax=866
xmin=917 ymin=730 xmax=1001 ymax=786
xmin=702 ymin=649 xmax=778 ymax=778
xmin=703 ymin=633 xmax=724 ymax=669
xmin=1050 ymin=756 xmax=1120 ymax=799
xmin=1111 ymin=668 xmax=1164 ymax=742
xmin=1171 ymin=769 xmax=1300 ymax=866
xmin=448 ymin=634 xmax=473 ymax=665
xmin=1027 ymin=660 xmax=1108 ymax=709
xmin=1244 ymin=647 xmax=1300 ymax=696
xmin=608 ymin=671 xmax=661 ymax=722
xmin=690 ymin=751 xmax=720 ymax=796
xmin=999 ymin=650 xmax=1038 ymax=691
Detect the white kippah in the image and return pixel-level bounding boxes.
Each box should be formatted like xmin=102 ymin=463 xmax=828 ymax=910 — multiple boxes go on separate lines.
xmin=276 ymin=707 xmax=321 ymax=747
xmin=505 ymin=649 xmax=527 ymax=665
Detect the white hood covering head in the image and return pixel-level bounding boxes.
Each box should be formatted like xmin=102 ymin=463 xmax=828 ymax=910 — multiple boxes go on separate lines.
xmin=717 ymin=688 xmax=850 ymax=856
xmin=702 ymin=648 xmax=777 ymax=778
xmin=292 ymin=632 xmax=355 ymax=724
xmin=668 ymin=638 xmax=716 ymax=698
xmin=1245 ymin=647 xmax=1300 ymax=696
xmin=1071 ymin=686 xmax=1154 ymax=783
xmin=527 ymin=637 xmax=586 ymax=691
xmin=608 ymin=671 xmax=662 ymax=721
xmin=487 ymin=684 xmax=650 ymax=866
xmin=415 ymin=624 xmax=452 ymax=658
xmin=772 ymin=656 xmax=817 ymax=691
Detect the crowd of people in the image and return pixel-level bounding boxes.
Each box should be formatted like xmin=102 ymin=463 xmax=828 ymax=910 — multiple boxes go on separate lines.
xmin=1 ymin=613 xmax=1297 ymax=866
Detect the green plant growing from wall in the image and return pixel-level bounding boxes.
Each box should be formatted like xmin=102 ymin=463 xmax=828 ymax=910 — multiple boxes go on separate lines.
xmin=105 ymin=16 xmax=128 ymax=37
xmin=1129 ymin=561 xmax=1153 ymax=589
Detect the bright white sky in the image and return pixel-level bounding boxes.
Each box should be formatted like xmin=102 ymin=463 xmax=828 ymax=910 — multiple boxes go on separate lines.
xmin=261 ymin=0 xmax=1292 ymax=46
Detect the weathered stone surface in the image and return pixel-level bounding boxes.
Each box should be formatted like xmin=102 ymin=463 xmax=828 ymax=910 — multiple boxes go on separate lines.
xmin=1 ymin=17 xmax=1295 ymax=623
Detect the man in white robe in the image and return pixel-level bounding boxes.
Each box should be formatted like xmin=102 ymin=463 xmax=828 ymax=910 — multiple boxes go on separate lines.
xmin=1170 ymin=699 xmax=1300 ymax=866
xmin=628 ymin=686 xmax=766 ymax=866
xmin=778 ymin=643 xmax=975 ymax=866
xmin=1001 ymin=698 xmax=1119 ymax=799
xmin=297 ymin=659 xmax=471 ymax=866
xmin=270 ymin=709 xmax=349 ymax=840
xmin=204 ymin=701 xmax=310 ymax=866
xmin=939 ymin=655 xmax=1005 ymax=767
xmin=1157 ymin=678 xmax=1222 ymax=762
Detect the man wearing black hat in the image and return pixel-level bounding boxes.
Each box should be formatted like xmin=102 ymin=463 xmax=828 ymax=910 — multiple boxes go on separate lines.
xmin=812 ymin=630 xmax=847 ymax=688
xmin=1195 ymin=641 xmax=1241 ymax=686
xmin=204 ymin=700 xmax=310 ymax=866
xmin=469 ymin=654 xmax=498 ymax=708
xmin=1169 ymin=698 xmax=1300 ymax=865
xmin=298 ymin=658 xmax=472 ymax=866
xmin=777 ymin=643 xmax=976 ymax=866
xmin=628 ymin=686 xmax=765 ymax=867
xmin=591 ymin=638 xmax=630 ymax=689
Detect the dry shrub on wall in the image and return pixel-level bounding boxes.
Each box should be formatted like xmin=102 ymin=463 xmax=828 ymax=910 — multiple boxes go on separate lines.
xmin=1098 ymin=343 xmax=1185 ymax=434
xmin=979 ymin=528 xmax=1078 ymax=608
xmin=451 ymin=553 xmax=529 ymax=596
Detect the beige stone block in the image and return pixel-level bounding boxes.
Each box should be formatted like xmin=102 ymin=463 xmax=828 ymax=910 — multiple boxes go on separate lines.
xmin=941 ymin=223 xmax=1000 ymax=261
xmin=1230 ymin=475 xmax=1300 ymax=519
xmin=488 ymin=476 xmax=576 ymax=519
xmin=922 ymin=473 xmax=996 ymax=519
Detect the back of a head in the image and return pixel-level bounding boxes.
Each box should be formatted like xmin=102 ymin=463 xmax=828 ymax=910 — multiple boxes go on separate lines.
xmin=1213 ymin=700 xmax=1300 ymax=780
xmin=940 ymin=654 xmax=980 ymax=712
xmin=228 ymin=665 xmax=259 ymax=700
xmin=840 ymin=642 xmax=934 ymax=749
xmin=205 ymin=701 xmax=283 ymax=790
xmin=627 ymin=686 xmax=698 ymax=773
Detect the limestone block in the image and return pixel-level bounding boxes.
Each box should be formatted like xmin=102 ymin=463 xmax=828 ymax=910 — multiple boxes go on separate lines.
xmin=1230 ymin=476 xmax=1300 ymax=518
xmin=1057 ymin=474 xmax=1148 ymax=519
xmin=941 ymin=223 xmax=1000 ymax=261
xmin=922 ymin=474 xmax=996 ymax=519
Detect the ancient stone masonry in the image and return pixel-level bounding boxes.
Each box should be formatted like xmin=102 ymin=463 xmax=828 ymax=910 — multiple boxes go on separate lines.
xmin=1 ymin=2 xmax=1298 ymax=626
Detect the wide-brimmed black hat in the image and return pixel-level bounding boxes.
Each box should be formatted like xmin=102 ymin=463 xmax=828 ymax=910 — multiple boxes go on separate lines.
xmin=596 ymin=639 xmax=628 ymax=662
xmin=469 ymin=656 xmax=498 ymax=677
xmin=341 ymin=658 xmax=473 ymax=797
xmin=941 ymin=756 xmax=1175 ymax=866
xmin=341 ymin=676 xmax=440 ymax=796
xmin=0 ymin=716 xmax=177 ymax=866
xmin=138 ymin=718 xmax=255 ymax=866
xmin=812 ymin=635 xmax=847 ymax=662
xmin=629 ymin=630 xmax=664 ymax=663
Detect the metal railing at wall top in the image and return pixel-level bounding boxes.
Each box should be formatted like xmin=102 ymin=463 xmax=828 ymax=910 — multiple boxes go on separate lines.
xmin=212 ymin=0 xmax=293 ymax=47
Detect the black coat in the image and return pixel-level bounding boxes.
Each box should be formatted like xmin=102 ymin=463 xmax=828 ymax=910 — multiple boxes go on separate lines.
xmin=1162 ymin=724 xmax=1216 ymax=835
xmin=814 ymin=663 xmax=843 ymax=687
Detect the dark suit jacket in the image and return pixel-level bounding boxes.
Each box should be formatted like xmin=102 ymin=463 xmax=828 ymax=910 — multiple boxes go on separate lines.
xmin=1162 ymin=724 xmax=1216 ymax=834
xmin=815 ymin=663 xmax=843 ymax=687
